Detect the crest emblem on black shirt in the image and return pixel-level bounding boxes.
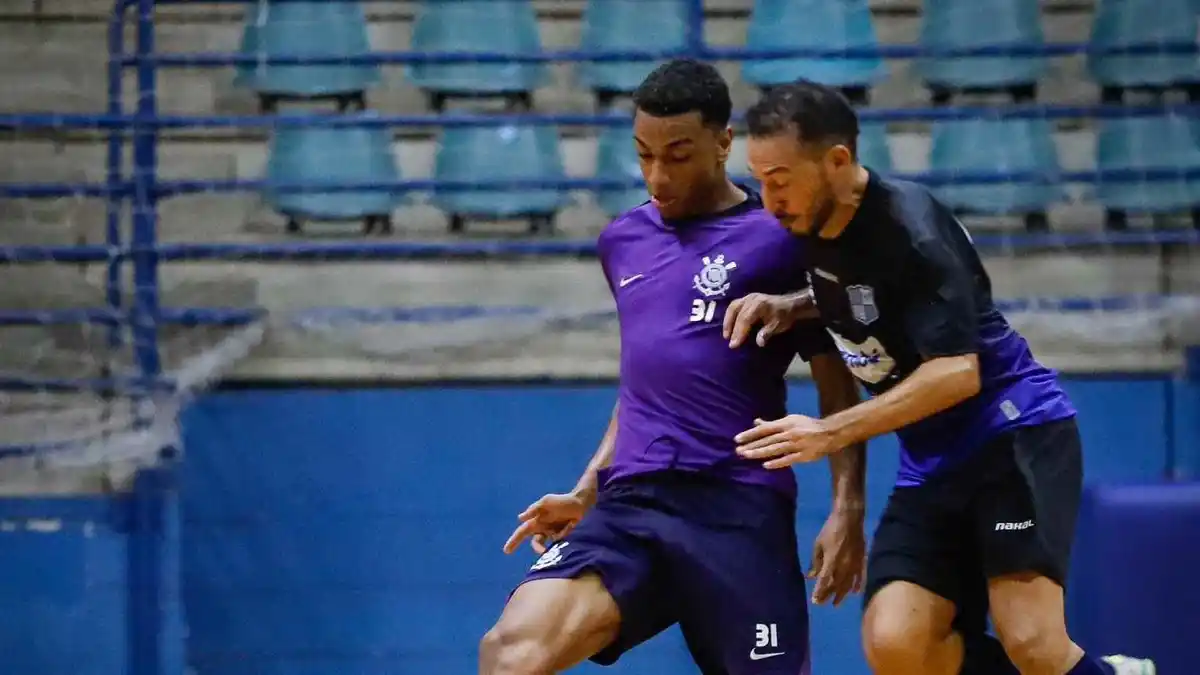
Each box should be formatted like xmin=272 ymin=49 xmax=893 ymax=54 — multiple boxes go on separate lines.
xmin=847 ymin=284 xmax=879 ymax=325
xmin=693 ymin=254 xmax=738 ymax=298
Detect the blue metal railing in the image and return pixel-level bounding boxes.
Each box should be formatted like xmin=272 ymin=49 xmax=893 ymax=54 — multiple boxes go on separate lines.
xmin=0 ymin=0 xmax=1192 ymax=381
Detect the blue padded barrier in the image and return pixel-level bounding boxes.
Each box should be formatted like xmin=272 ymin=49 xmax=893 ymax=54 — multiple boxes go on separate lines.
xmin=1070 ymin=483 xmax=1200 ymax=675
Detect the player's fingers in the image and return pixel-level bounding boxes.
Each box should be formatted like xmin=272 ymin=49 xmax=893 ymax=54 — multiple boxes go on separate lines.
xmin=756 ymin=320 xmax=781 ymax=348
xmin=722 ymin=297 xmax=744 ymax=341
xmin=727 ymin=299 xmax=762 ymax=348
xmin=517 ymin=498 xmax=546 ymax=521
xmin=734 ymin=419 xmax=784 ymax=445
xmin=503 ymin=519 xmax=540 ymax=555
xmin=530 ymin=533 xmax=548 ymax=555
xmin=807 ymin=543 xmax=825 ymax=579
xmin=763 ymin=452 xmax=816 ymax=470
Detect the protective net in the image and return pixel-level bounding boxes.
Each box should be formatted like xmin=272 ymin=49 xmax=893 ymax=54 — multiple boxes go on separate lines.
xmin=1 ymin=0 xmax=1199 ymax=471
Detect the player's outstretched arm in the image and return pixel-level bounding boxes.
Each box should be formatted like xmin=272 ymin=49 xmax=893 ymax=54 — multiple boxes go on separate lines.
xmin=723 ymin=288 xmax=818 ymax=348
xmin=808 ymin=353 xmax=867 ymax=606
xmin=502 ymin=402 xmax=619 ymax=555
xmin=735 ymin=355 xmax=981 ymax=466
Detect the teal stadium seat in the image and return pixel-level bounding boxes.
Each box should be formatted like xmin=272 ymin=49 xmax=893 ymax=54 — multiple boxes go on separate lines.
xmin=916 ymin=0 xmax=1047 ymax=91
xmin=432 ymin=125 xmax=568 ymax=233
xmin=929 ymin=118 xmax=1065 ymax=219
xmin=408 ymin=0 xmax=548 ymax=111
xmin=234 ymin=1 xmax=380 ymax=111
xmin=858 ymin=122 xmax=894 ymax=175
xmin=1087 ymin=0 xmax=1200 ymax=89
xmin=595 ymin=125 xmax=648 ymax=217
xmin=264 ymin=113 xmax=401 ymax=235
xmin=741 ymin=0 xmax=887 ymax=91
xmin=577 ymin=0 xmax=690 ymax=106
xmin=1095 ymin=114 xmax=1200 ymax=215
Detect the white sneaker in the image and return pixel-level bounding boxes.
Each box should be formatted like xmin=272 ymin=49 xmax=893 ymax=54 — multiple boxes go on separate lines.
xmin=1101 ymin=655 xmax=1157 ymax=675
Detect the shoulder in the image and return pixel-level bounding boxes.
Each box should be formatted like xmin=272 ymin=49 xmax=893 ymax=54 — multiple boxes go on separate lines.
xmin=598 ymin=202 xmax=656 ymax=253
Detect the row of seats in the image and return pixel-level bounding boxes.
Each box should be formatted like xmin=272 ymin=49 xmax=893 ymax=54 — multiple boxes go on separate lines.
xmin=265 ymin=114 xmax=1200 ymax=233
xmin=234 ymin=0 xmax=1200 ymax=106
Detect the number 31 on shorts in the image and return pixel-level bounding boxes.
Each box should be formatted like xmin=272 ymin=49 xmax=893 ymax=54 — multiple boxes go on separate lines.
xmin=690 ymin=299 xmax=717 ymax=323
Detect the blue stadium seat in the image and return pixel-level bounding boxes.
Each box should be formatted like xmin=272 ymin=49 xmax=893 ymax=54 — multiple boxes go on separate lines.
xmin=577 ymin=0 xmax=690 ymax=98
xmin=594 ymin=125 xmax=648 ymax=217
xmin=234 ymin=1 xmax=380 ymax=107
xmin=1095 ymin=114 xmax=1200 ymax=213
xmin=1087 ymin=0 xmax=1200 ymax=88
xmin=929 ymin=118 xmax=1065 ymax=214
xmin=742 ymin=0 xmax=887 ymax=89
xmin=916 ymin=0 xmax=1047 ymax=90
xmin=858 ymin=122 xmax=893 ymax=174
xmin=264 ymin=113 xmax=401 ymax=234
xmin=432 ymin=124 xmax=568 ymax=232
xmin=407 ymin=0 xmax=547 ymax=103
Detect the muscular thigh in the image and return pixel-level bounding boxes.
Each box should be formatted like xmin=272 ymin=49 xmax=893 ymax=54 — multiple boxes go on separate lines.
xmin=666 ymin=480 xmax=811 ymax=675
xmin=509 ymin=480 xmax=677 ymax=666
xmin=493 ymin=575 xmax=623 ymax=672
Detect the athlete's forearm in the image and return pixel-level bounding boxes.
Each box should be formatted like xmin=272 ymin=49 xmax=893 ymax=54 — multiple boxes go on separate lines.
xmin=812 ymin=354 xmax=866 ymax=512
xmin=825 ymin=354 xmax=981 ymax=449
xmin=571 ymin=401 xmax=619 ymax=508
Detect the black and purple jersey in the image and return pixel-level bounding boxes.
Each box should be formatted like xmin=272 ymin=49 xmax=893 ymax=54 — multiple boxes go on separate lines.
xmin=802 ymin=171 xmax=1076 ymax=486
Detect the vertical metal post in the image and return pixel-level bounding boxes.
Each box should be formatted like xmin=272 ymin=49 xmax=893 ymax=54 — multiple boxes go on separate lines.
xmin=684 ymin=0 xmax=705 ymax=58
xmin=106 ymin=1 xmax=125 ymax=342
xmin=132 ymin=0 xmax=161 ymax=389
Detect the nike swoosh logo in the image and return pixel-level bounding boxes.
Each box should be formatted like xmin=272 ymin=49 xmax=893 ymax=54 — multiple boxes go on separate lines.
xmin=619 ymin=274 xmax=644 ymax=288
xmin=749 ymin=650 xmax=785 ymax=661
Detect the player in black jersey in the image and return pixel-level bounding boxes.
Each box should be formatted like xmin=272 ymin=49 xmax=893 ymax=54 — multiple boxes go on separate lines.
xmin=723 ymin=80 xmax=1156 ymax=675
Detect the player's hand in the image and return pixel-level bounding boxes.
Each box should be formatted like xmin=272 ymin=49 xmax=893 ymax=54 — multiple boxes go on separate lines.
xmin=809 ymin=508 xmax=867 ymax=607
xmin=502 ymin=492 xmax=590 ymax=556
xmin=723 ymin=289 xmax=818 ymax=349
xmin=735 ymin=415 xmax=838 ymax=469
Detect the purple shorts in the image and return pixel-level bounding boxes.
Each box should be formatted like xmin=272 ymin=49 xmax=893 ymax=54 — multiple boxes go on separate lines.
xmin=517 ymin=471 xmax=811 ymax=675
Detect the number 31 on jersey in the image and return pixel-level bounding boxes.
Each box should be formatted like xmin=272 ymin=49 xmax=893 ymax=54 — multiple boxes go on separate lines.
xmin=690 ymin=299 xmax=718 ymax=323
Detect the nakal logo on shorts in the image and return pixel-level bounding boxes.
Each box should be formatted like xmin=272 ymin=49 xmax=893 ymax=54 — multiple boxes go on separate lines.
xmin=994 ymin=520 xmax=1034 ymax=531
xmin=530 ymin=541 xmax=568 ymax=571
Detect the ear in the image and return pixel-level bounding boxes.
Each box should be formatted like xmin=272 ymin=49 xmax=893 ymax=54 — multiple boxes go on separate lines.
xmin=825 ymin=145 xmax=859 ymax=205
xmin=716 ymin=126 xmax=734 ymax=163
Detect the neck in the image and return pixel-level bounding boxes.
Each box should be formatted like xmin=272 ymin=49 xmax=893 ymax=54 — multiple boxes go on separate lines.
xmin=816 ymin=165 xmax=869 ymax=239
xmin=708 ymin=177 xmax=746 ymax=213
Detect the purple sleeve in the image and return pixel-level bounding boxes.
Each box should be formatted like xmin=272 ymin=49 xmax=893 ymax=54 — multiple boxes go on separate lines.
xmin=596 ymin=226 xmax=618 ymax=297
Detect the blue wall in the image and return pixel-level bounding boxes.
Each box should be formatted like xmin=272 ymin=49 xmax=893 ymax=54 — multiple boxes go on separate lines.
xmin=178 ymin=378 xmax=1196 ymax=675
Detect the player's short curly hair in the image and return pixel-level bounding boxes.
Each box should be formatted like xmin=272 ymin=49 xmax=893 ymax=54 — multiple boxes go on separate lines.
xmin=632 ymin=58 xmax=732 ymax=128
xmin=745 ymin=80 xmax=859 ymax=156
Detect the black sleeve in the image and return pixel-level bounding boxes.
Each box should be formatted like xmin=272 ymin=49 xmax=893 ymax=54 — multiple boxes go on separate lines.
xmin=789 ymin=317 xmax=836 ymax=362
xmin=902 ymin=232 xmax=979 ymax=359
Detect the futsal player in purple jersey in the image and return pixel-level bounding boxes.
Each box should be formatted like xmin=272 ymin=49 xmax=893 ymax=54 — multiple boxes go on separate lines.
xmin=726 ymin=80 xmax=1156 ymax=675
xmin=479 ymin=61 xmax=869 ymax=675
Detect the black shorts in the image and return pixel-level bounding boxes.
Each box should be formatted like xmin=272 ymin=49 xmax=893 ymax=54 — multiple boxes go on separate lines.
xmin=863 ymin=418 xmax=1083 ymax=634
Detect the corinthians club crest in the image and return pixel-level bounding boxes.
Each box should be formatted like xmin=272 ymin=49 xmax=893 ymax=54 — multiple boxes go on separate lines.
xmin=693 ymin=254 xmax=738 ymax=298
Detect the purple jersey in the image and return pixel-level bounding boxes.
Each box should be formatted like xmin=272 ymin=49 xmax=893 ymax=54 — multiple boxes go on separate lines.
xmin=803 ymin=171 xmax=1076 ymax=485
xmin=597 ymin=191 xmax=831 ymax=499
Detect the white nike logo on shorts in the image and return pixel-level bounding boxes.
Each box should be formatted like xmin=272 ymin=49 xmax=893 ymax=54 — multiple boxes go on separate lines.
xmin=749 ymin=649 xmax=785 ymax=660
xmin=619 ymin=274 xmax=644 ymax=287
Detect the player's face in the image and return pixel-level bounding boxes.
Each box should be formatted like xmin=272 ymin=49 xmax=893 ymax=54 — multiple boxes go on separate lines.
xmin=633 ymin=109 xmax=732 ymax=220
xmin=748 ymin=133 xmax=853 ymax=236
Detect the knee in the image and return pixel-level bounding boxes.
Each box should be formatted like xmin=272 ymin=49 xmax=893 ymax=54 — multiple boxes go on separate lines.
xmin=862 ymin=611 xmax=939 ymax=674
xmin=994 ymin=622 xmax=1075 ymax=675
xmin=479 ymin=623 xmax=553 ymax=675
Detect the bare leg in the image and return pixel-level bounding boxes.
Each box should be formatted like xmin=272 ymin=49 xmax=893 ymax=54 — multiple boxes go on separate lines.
xmin=862 ymin=581 xmax=963 ymax=675
xmin=480 ymin=574 xmax=621 ymax=675
xmin=988 ymin=572 xmax=1083 ymax=675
